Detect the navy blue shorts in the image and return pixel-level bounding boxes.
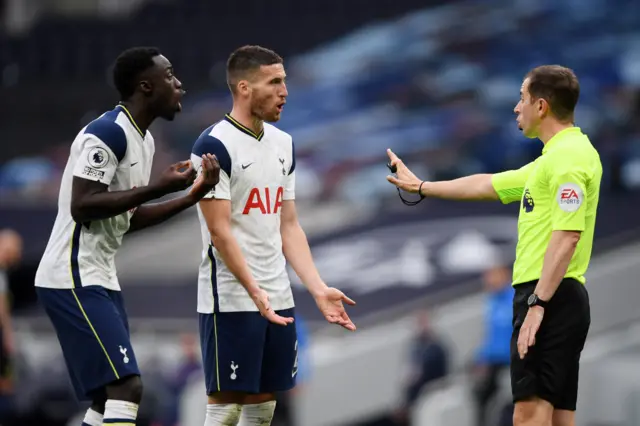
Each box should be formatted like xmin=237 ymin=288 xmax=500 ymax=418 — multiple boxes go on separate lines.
xmin=199 ymin=308 xmax=298 ymax=395
xmin=36 ymin=286 xmax=140 ymax=401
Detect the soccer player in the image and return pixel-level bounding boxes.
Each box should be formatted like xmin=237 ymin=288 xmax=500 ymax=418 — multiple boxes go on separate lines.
xmin=34 ymin=47 xmax=220 ymax=426
xmin=386 ymin=65 xmax=600 ymax=426
xmin=190 ymin=45 xmax=356 ymax=426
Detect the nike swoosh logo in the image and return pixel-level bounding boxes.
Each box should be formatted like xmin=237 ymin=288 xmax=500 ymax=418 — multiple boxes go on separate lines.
xmin=131 ymin=162 xmax=138 ymax=167
xmin=242 ymin=163 xmax=253 ymax=170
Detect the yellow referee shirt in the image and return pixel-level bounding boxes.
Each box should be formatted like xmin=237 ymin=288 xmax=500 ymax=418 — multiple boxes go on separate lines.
xmin=491 ymin=127 xmax=602 ymax=286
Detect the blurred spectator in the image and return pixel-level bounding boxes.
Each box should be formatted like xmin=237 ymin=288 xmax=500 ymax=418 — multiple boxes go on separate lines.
xmin=470 ymin=265 xmax=514 ymax=426
xmin=272 ymin=313 xmax=311 ymax=426
xmin=394 ymin=310 xmax=448 ymax=426
xmin=166 ymin=333 xmax=202 ymax=426
xmin=0 ymin=229 xmax=22 ymax=421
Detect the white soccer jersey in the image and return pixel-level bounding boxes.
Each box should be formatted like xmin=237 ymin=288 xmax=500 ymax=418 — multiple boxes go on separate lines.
xmin=35 ymin=105 xmax=155 ymax=291
xmin=191 ymin=114 xmax=296 ymax=313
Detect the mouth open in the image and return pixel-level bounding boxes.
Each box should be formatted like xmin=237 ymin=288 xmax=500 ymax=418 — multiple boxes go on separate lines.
xmin=176 ymin=89 xmax=185 ymax=112
xmin=276 ymin=103 xmax=285 ymax=112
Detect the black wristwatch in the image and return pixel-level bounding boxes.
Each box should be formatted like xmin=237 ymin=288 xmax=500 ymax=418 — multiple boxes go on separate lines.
xmin=527 ymin=293 xmax=548 ymax=309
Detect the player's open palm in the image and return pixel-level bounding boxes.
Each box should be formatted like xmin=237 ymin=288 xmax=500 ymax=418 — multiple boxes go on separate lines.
xmin=156 ymin=160 xmax=197 ymax=193
xmin=386 ymin=148 xmax=422 ymax=194
xmin=251 ymin=288 xmax=295 ymax=326
xmin=315 ymin=287 xmax=357 ymax=331
xmin=190 ymin=154 xmax=220 ymax=200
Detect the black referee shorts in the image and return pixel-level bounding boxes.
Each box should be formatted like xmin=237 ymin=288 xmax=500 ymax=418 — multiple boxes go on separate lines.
xmin=510 ymin=278 xmax=591 ymax=410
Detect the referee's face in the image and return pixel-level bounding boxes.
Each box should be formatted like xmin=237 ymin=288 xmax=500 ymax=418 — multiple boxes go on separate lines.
xmin=514 ymin=78 xmax=539 ymax=139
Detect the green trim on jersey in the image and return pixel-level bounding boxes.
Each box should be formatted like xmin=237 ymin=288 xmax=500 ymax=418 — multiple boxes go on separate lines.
xmin=491 ymin=127 xmax=602 ymax=286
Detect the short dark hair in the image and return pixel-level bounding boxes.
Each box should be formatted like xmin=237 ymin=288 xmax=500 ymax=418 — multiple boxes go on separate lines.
xmin=113 ymin=47 xmax=161 ymax=100
xmin=226 ymin=45 xmax=283 ymax=93
xmin=525 ymin=65 xmax=580 ymax=122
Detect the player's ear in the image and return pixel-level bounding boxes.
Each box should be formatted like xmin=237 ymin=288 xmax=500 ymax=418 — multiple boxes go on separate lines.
xmin=139 ymin=80 xmax=153 ymax=97
xmin=237 ymin=80 xmax=250 ymax=97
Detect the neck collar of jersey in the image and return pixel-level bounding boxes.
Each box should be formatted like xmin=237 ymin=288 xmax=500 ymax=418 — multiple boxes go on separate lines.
xmin=116 ymin=104 xmax=145 ymax=138
xmin=542 ymin=126 xmax=581 ymax=154
xmin=224 ymin=114 xmax=264 ymax=141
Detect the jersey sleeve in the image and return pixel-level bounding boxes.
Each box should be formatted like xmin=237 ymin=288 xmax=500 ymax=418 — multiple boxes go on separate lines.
xmin=283 ymin=139 xmax=296 ymax=201
xmin=72 ymin=120 xmax=127 ymax=185
xmin=546 ymin=159 xmax=589 ymax=232
xmin=491 ymin=161 xmax=534 ymax=204
xmin=192 ymin=134 xmax=232 ymax=200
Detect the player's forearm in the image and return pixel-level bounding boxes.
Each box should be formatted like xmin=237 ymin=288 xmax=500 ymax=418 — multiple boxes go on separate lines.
xmin=281 ymin=222 xmax=327 ymax=298
xmin=421 ymin=174 xmax=499 ymax=201
xmin=71 ymin=184 xmax=167 ymax=223
xmin=534 ymin=231 xmax=581 ymax=301
xmin=127 ymin=195 xmax=196 ymax=234
xmin=209 ymin=231 xmax=261 ymax=295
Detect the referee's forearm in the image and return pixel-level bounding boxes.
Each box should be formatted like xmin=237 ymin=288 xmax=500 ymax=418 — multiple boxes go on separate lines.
xmin=535 ymin=231 xmax=580 ymax=301
xmin=421 ymin=174 xmax=499 ymax=201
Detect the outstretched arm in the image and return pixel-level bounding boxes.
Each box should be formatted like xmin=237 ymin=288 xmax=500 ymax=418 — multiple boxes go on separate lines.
xmin=386 ymin=149 xmax=533 ymax=204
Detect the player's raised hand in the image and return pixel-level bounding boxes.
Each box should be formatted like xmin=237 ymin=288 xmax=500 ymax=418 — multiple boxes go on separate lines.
xmin=386 ymin=148 xmax=423 ymax=194
xmin=251 ymin=288 xmax=295 ymax=327
xmin=189 ymin=154 xmax=220 ymax=200
xmin=314 ymin=287 xmax=356 ymax=331
xmin=155 ymin=160 xmax=197 ymax=193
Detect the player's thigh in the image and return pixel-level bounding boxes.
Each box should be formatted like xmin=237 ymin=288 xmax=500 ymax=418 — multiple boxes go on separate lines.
xmin=260 ymin=308 xmax=298 ymax=394
xmin=199 ymin=311 xmax=267 ymax=395
xmin=108 ymin=289 xmax=132 ymax=336
xmin=36 ymin=286 xmax=140 ymax=400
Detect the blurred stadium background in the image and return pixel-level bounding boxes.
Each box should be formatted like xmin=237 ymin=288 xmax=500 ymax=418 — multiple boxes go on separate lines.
xmin=1 ymin=0 xmax=640 ymax=425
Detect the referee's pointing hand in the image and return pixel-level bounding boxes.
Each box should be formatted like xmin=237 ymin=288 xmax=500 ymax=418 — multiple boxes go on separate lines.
xmin=517 ymin=306 xmax=545 ymax=359
xmin=386 ymin=149 xmax=423 ymax=194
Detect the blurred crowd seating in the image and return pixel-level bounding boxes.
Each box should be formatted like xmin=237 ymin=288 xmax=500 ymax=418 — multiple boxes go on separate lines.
xmin=1 ymin=0 xmax=639 ymax=212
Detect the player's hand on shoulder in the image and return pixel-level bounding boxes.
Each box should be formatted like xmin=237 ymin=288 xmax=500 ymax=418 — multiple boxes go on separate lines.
xmin=153 ymin=160 xmax=197 ymax=194
xmin=189 ymin=154 xmax=220 ymax=200
xmin=250 ymin=287 xmax=295 ymax=327
xmin=314 ymin=286 xmax=357 ymax=331
xmin=386 ymin=148 xmax=423 ymax=194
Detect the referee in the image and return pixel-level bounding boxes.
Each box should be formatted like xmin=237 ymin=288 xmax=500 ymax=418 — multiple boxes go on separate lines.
xmin=386 ymin=65 xmax=601 ymax=426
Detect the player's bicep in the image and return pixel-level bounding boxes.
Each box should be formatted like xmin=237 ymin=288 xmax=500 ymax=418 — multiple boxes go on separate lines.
xmin=548 ymin=166 xmax=588 ymax=232
xmin=192 ymin=135 xmax=232 ymax=200
xmin=199 ymin=198 xmax=232 ymax=238
xmin=491 ymin=162 xmax=534 ymax=204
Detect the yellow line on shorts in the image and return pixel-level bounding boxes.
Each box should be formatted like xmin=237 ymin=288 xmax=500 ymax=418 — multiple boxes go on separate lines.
xmin=71 ymin=289 xmax=120 ymax=379
xmin=214 ymin=313 xmax=220 ymax=392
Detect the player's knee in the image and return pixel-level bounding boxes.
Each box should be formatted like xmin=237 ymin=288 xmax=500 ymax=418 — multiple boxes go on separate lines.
xmin=206 ymin=403 xmax=242 ymax=425
xmin=513 ymin=398 xmax=553 ymax=426
xmin=106 ymin=375 xmax=143 ymax=404
xmin=240 ymin=401 xmax=276 ymax=426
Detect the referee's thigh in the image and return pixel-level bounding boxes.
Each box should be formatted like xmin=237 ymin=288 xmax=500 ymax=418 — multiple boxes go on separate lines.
xmin=510 ymin=279 xmax=590 ymax=410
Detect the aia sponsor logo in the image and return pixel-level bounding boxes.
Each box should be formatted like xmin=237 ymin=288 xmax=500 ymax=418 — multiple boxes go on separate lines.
xmin=243 ymin=187 xmax=284 ymax=214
